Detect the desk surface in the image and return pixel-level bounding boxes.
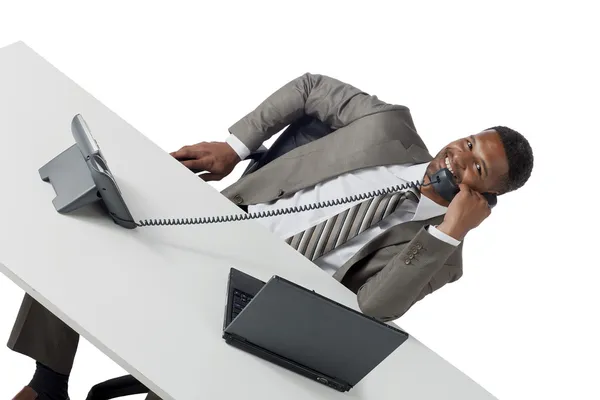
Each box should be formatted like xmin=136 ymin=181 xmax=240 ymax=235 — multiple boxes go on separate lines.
xmin=0 ymin=41 xmax=495 ymax=400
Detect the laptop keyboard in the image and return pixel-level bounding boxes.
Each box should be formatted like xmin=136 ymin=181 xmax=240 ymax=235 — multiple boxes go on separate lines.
xmin=232 ymin=289 xmax=254 ymax=320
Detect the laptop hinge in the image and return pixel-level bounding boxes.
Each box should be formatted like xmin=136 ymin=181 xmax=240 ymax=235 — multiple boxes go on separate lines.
xmin=223 ymin=332 xmax=246 ymax=342
xmin=223 ymin=333 xmax=351 ymax=391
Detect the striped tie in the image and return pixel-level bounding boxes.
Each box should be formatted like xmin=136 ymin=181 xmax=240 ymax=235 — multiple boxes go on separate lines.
xmin=285 ymin=187 xmax=420 ymax=261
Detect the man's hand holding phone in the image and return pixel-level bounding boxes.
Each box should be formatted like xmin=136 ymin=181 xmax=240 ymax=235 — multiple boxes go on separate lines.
xmin=437 ymin=184 xmax=492 ymax=241
xmin=171 ymin=141 xmax=241 ymax=181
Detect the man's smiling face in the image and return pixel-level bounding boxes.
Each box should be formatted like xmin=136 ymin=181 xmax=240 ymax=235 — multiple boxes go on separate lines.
xmin=424 ymin=129 xmax=510 ymax=203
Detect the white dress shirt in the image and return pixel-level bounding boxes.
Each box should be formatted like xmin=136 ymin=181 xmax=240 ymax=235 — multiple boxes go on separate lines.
xmin=227 ymin=135 xmax=460 ymax=275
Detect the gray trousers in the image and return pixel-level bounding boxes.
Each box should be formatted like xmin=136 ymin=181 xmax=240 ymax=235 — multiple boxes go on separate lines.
xmin=8 ymin=293 xmax=161 ymax=400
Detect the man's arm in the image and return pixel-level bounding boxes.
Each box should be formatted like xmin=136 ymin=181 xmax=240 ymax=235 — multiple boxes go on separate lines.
xmin=355 ymin=227 xmax=462 ymax=322
xmin=228 ymin=72 xmax=405 ymax=154
xmin=171 ymin=73 xmax=404 ymax=180
xmin=356 ymin=184 xmax=493 ymax=321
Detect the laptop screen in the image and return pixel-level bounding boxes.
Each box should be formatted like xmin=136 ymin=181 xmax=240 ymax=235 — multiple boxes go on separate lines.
xmin=224 ymin=277 xmax=408 ymax=386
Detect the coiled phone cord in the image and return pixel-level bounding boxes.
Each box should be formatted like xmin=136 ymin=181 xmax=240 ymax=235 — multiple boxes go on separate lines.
xmin=127 ymin=179 xmax=435 ymax=227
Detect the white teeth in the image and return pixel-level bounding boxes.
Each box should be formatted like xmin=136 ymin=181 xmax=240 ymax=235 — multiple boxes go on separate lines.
xmin=445 ymin=157 xmax=455 ymax=174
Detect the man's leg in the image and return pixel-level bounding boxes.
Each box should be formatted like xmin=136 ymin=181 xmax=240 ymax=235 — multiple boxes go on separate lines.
xmin=8 ymin=293 xmax=79 ymax=399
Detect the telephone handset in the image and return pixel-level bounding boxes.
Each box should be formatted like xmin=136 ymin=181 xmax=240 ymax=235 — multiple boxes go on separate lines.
xmin=429 ymin=168 xmax=497 ymax=208
xmin=131 ymin=167 xmax=496 ymax=227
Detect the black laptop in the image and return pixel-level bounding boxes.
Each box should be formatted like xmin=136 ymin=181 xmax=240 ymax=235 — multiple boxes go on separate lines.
xmin=222 ymin=268 xmax=409 ymax=392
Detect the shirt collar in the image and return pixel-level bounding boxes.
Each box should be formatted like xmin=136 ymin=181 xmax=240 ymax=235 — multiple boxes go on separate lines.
xmin=388 ymin=163 xmax=448 ymax=221
xmin=412 ymin=191 xmax=447 ymax=221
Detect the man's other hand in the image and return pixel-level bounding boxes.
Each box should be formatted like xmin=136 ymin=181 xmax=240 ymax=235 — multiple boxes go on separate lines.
xmin=437 ymin=184 xmax=492 ymax=241
xmin=170 ymin=141 xmax=241 ymax=181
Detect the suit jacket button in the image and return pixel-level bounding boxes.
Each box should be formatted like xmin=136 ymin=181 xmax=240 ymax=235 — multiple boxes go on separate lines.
xmin=409 ymin=254 xmax=414 ymax=259
xmin=405 ymin=259 xmax=411 ymax=265
xmin=412 ymin=249 xmax=418 ymax=254
xmin=416 ymin=243 xmax=423 ymax=249
xmin=233 ymin=195 xmax=243 ymax=204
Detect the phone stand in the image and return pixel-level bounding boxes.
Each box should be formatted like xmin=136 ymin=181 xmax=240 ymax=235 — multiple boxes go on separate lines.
xmin=39 ymin=143 xmax=102 ymax=214
xmin=39 ymin=142 xmax=137 ymax=229
xmin=39 ymin=114 xmax=137 ymax=229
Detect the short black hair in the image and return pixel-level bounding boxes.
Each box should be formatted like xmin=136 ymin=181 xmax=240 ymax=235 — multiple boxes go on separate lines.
xmin=487 ymin=126 xmax=533 ymax=195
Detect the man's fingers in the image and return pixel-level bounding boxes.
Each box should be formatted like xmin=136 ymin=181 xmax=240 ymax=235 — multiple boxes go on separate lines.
xmin=472 ymin=190 xmax=484 ymax=201
xmin=171 ymin=147 xmax=192 ymax=160
xmin=458 ymin=183 xmax=472 ymax=194
xmin=477 ymin=193 xmax=490 ymax=209
xmin=172 ymin=144 xmax=211 ymax=160
xmin=181 ymin=159 xmax=195 ymax=169
xmin=471 ymin=192 xmax=492 ymax=215
xmin=182 ymin=158 xmax=212 ymax=172
xmin=199 ymin=172 xmax=223 ymax=181
xmin=473 ymin=191 xmax=490 ymax=205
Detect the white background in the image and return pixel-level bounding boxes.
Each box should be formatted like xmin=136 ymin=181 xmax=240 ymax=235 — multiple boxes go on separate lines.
xmin=1 ymin=1 xmax=598 ymax=399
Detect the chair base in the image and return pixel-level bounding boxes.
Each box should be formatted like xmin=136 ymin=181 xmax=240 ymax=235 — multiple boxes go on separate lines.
xmin=86 ymin=375 xmax=147 ymax=400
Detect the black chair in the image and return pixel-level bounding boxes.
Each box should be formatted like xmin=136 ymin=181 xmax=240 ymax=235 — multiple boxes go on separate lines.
xmin=86 ymin=116 xmax=332 ymax=399
xmin=86 ymin=375 xmax=148 ymax=400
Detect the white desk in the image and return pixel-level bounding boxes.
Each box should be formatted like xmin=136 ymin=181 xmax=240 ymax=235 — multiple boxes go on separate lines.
xmin=0 ymin=41 xmax=496 ymax=400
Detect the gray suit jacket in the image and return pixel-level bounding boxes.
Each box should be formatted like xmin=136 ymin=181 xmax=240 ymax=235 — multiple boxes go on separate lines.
xmin=221 ymin=73 xmax=463 ymax=321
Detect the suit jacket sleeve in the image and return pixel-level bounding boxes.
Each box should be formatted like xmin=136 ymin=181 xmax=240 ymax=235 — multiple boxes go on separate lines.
xmin=355 ymin=227 xmax=462 ymax=322
xmin=228 ymin=73 xmax=405 ymax=152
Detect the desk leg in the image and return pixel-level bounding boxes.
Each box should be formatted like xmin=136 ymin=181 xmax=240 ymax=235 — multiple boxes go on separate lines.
xmin=145 ymin=392 xmax=163 ymax=400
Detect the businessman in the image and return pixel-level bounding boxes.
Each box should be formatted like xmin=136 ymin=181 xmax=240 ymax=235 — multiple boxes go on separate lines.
xmin=10 ymin=73 xmax=533 ymax=400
